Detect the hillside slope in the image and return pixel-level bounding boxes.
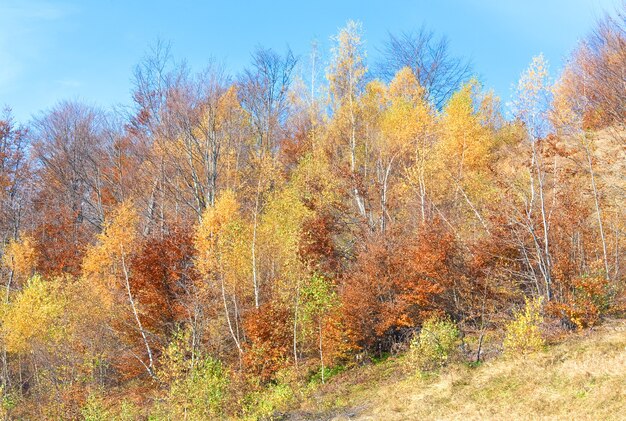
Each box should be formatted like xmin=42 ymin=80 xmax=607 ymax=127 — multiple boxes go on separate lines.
xmin=287 ymin=319 xmax=626 ymax=421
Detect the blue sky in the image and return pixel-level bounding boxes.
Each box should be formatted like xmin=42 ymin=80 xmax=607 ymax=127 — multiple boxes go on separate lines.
xmin=0 ymin=0 xmax=621 ymax=123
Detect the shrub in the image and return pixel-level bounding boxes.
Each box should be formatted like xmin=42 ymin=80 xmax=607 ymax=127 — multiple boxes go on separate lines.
xmin=503 ymin=296 xmax=545 ymax=354
xmin=341 ymin=227 xmax=452 ymax=354
xmin=81 ymin=392 xmax=111 ymax=421
xmin=0 ymin=387 xmax=18 ymax=420
xmin=116 ymin=399 xmax=140 ymax=421
xmin=158 ymin=357 xmax=227 ymax=420
xmin=408 ymin=317 xmax=460 ymax=372
xmin=155 ymin=329 xmax=228 ymax=420
xmin=243 ymin=303 xmax=293 ymax=382
xmin=550 ymin=273 xmax=615 ymax=329
xmin=242 ymin=381 xmax=295 ymax=420
xmin=238 ymin=367 xmax=301 ymax=420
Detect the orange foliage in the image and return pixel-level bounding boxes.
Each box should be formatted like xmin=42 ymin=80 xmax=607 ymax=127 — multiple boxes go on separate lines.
xmin=32 ymin=196 xmax=89 ymax=277
xmin=548 ymin=273 xmax=613 ymax=329
xmin=243 ymin=302 xmax=293 ymax=381
xmin=299 ymin=211 xmax=342 ymax=276
xmin=342 ymin=223 xmax=455 ymax=352
xmin=130 ymin=224 xmax=198 ymax=335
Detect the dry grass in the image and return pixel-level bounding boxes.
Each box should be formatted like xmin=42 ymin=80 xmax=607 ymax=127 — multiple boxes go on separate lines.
xmin=288 ymin=319 xmax=626 ymax=420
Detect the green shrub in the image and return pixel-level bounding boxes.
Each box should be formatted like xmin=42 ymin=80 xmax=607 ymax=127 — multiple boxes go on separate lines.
xmin=0 ymin=387 xmax=18 ymax=420
xmin=165 ymin=356 xmax=227 ymax=420
xmin=242 ymin=382 xmax=294 ymax=420
xmin=503 ymin=296 xmax=545 ymax=354
xmin=81 ymin=392 xmax=111 ymax=421
xmin=309 ymin=364 xmax=347 ymax=385
xmin=152 ymin=329 xmax=228 ymax=420
xmin=408 ymin=317 xmax=461 ymax=372
xmin=116 ymin=399 xmax=140 ymax=421
xmin=241 ymin=368 xmax=299 ymax=420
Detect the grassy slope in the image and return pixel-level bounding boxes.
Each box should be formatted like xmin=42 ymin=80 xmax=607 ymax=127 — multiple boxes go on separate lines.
xmin=286 ymin=319 xmax=626 ymax=420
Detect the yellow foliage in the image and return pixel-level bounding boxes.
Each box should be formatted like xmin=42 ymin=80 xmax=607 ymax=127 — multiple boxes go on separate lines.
xmin=429 ymin=79 xmax=499 ymax=226
xmin=82 ymin=201 xmax=138 ymax=281
xmin=408 ymin=317 xmax=461 ymax=372
xmin=383 ymin=97 xmax=430 ymax=154
xmin=513 ymin=54 xmax=552 ymax=139
xmin=2 ymin=235 xmax=38 ymax=281
xmin=290 ymin=152 xmax=340 ymax=209
xmin=259 ymin=186 xmax=312 ymax=275
xmin=516 ymin=54 xmax=550 ymax=112
xmin=1 ymin=275 xmax=65 ymax=354
xmin=550 ymin=67 xmax=584 ymax=136
xmin=438 ymin=80 xmax=493 ymax=175
xmin=388 ymin=67 xmax=426 ymax=103
xmin=503 ymin=296 xmax=545 ymax=354
xmin=195 ymin=190 xmax=251 ymax=289
xmin=328 ymin=20 xmax=367 ymax=106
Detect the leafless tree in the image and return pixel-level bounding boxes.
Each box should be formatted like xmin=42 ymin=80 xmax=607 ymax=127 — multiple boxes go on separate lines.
xmin=165 ymin=62 xmax=231 ymax=214
xmin=576 ymin=7 xmax=626 ymax=133
xmin=239 ymin=46 xmax=298 ymax=155
xmin=238 ymin=46 xmax=298 ymax=309
xmin=376 ymin=26 xmax=473 ymax=108
xmin=32 ymin=101 xmax=109 ymax=230
xmin=0 ymin=109 xmax=29 ymax=243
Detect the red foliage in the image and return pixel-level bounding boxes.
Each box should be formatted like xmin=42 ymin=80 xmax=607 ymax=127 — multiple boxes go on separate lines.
xmin=130 ymin=224 xmax=198 ymax=335
xmin=299 ymin=211 xmax=342 ymax=276
xmin=243 ymin=302 xmax=293 ymax=381
xmin=107 ymin=225 xmax=199 ymax=380
xmin=341 ymin=223 xmax=455 ymax=352
xmin=461 ymin=222 xmax=525 ymax=322
xmin=280 ymin=124 xmax=312 ymax=171
xmin=31 ymin=197 xmax=89 ymax=277
xmin=548 ymin=273 xmax=613 ymax=329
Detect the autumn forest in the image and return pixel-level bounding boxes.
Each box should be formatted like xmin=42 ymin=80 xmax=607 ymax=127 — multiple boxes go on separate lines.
xmin=0 ymin=6 xmax=625 ymax=420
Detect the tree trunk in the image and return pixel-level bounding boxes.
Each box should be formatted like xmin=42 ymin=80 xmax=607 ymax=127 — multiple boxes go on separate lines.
xmin=583 ymin=138 xmax=609 ymax=279
xmin=120 ymin=246 xmax=155 ymax=378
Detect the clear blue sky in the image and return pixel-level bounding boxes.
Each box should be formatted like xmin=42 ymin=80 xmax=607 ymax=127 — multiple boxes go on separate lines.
xmin=0 ymin=0 xmax=621 ymax=123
